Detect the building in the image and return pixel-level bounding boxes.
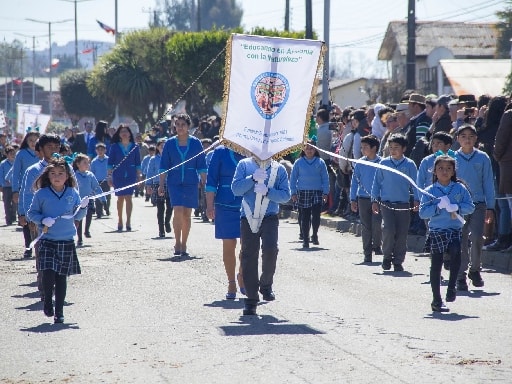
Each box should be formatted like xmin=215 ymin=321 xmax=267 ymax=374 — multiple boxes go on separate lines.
xmin=316 ymin=78 xmax=384 ymax=108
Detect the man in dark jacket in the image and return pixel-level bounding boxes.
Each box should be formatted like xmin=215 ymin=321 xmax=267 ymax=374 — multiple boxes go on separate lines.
xmin=431 ymin=95 xmax=453 ymax=135
xmin=405 ymin=93 xmax=432 ymax=158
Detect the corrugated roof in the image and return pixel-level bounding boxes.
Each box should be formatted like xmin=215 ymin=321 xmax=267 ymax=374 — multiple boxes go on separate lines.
xmin=440 ymin=59 xmax=510 ymax=96
xmin=378 ymin=21 xmax=498 ymax=60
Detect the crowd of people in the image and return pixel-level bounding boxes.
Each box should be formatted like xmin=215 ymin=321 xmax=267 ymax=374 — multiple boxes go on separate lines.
xmin=1 ymin=89 xmax=512 ymax=318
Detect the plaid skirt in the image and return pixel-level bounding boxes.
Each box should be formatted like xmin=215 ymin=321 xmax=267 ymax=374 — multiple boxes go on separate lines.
xmin=296 ymin=190 xmax=323 ymax=209
xmin=37 ymin=239 xmax=81 ymax=276
xmin=151 ymin=184 xmax=170 ymax=205
xmin=424 ymin=229 xmax=462 ymax=254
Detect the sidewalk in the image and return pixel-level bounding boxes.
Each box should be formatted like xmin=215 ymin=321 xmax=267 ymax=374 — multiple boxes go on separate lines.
xmin=287 ymin=210 xmax=512 ymax=273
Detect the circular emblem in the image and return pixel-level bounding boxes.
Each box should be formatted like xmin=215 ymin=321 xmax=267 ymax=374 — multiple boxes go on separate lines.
xmin=251 ymin=72 xmax=290 ymax=120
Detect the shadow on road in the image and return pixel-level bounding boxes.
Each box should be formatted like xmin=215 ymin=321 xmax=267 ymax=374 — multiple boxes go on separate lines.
xmin=424 ymin=312 xmax=479 ymax=321
xmin=204 ymin=299 xmax=245 ymax=310
xmin=219 ymin=315 xmax=325 ymax=336
xmin=20 ymin=322 xmax=80 ymax=333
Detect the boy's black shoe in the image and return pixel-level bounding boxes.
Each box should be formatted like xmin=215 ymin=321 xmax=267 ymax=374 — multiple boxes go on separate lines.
xmin=243 ymin=304 xmax=257 ymax=316
xmin=165 ymin=222 xmax=172 ymax=233
xmin=393 ymin=263 xmax=404 ymax=272
xmin=431 ymin=301 xmax=449 ymax=312
xmin=373 ymin=247 xmax=383 ymax=255
xmin=468 ymin=270 xmax=484 ymax=287
xmin=54 ymin=315 xmax=64 ymax=324
xmin=446 ymin=288 xmax=456 ymax=302
xmin=311 ymin=235 xmax=319 ymax=245
xmin=363 ymin=255 xmax=372 ymax=263
xmin=23 ymin=249 xmax=32 ymax=259
xmin=302 ymin=241 xmax=309 ymax=248
xmin=84 ymin=232 xmax=91 ymax=238
xmin=382 ymin=258 xmax=392 ymax=270
xmin=456 ymin=278 xmax=469 ymax=291
xmin=43 ymin=302 xmax=54 ymax=317
xmin=259 ymin=288 xmax=275 ymax=301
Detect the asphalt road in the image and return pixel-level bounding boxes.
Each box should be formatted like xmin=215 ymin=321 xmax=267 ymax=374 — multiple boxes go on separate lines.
xmin=1 ymin=196 xmax=511 ymax=383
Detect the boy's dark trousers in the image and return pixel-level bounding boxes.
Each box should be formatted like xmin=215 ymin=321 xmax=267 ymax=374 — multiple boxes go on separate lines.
xmin=431 ymin=238 xmax=461 ymax=302
xmin=381 ymin=202 xmax=410 ymax=265
xmin=358 ymin=197 xmax=382 ymax=258
xmin=2 ymin=186 xmax=16 ymax=224
xmin=240 ymin=215 xmax=279 ymax=305
xmin=95 ymin=180 xmax=111 ymax=216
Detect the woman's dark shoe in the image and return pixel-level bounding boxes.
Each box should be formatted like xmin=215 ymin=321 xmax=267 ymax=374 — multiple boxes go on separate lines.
xmin=43 ymin=302 xmax=54 ymax=317
xmin=126 ymin=225 xmax=132 ymax=231
xmin=243 ymin=304 xmax=257 ymax=315
xmin=54 ymin=315 xmax=64 ymax=324
xmin=311 ymin=235 xmax=319 ymax=245
xmin=117 ymin=224 xmax=123 ymax=232
xmin=259 ymin=288 xmax=275 ymax=301
xmin=302 ymin=241 xmax=309 ymax=248
xmin=431 ymin=301 xmax=449 ymax=312
xmin=159 ymin=232 xmax=165 ymax=238
xmin=23 ymin=249 xmax=32 ymax=259
xmin=446 ymin=288 xmax=456 ymax=302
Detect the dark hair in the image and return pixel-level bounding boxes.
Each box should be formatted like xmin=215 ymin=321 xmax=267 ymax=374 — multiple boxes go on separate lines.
xmin=95 ymin=120 xmax=109 ymax=142
xmin=360 ymin=134 xmax=380 ymax=151
xmin=72 ymin=153 xmax=89 ymax=171
xmin=432 ymin=155 xmax=457 ymax=184
xmin=34 ymin=157 xmax=76 ymax=190
xmin=484 ymin=95 xmax=507 ymax=130
xmin=299 ymin=139 xmax=320 ymax=157
xmin=175 ymin=113 xmax=191 ymax=126
xmin=431 ymin=131 xmax=453 ymax=146
xmin=387 ymin=133 xmax=408 ymax=148
xmin=4 ymin=145 xmax=15 ymax=155
xmin=316 ymin=109 xmax=330 ymax=123
xmin=111 ymin=124 xmax=135 ymax=144
xmin=37 ymin=133 xmax=60 ymax=149
xmin=19 ymin=131 xmax=40 ymax=150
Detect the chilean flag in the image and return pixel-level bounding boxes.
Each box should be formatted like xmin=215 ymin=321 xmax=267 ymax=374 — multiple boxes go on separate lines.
xmin=81 ymin=48 xmax=93 ymax=54
xmin=96 ymin=20 xmax=116 ymax=35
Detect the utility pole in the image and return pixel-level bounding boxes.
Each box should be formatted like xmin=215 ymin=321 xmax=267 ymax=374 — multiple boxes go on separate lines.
xmin=59 ymin=0 xmax=93 ymax=69
xmin=406 ymin=0 xmax=416 ymax=90
xmin=322 ymin=0 xmax=330 ymax=107
xmin=305 ymin=0 xmax=313 ymax=39
xmin=197 ymin=0 xmax=201 ymax=31
xmin=284 ymin=0 xmax=290 ymax=32
xmin=15 ymin=33 xmax=46 ymax=105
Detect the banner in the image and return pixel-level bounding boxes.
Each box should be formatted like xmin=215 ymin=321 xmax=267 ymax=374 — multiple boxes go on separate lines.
xmin=16 ymin=104 xmax=42 ymax=134
xmin=22 ymin=112 xmax=51 ymax=134
xmin=0 ymin=110 xmax=6 ymax=129
xmin=220 ymin=34 xmax=325 ymax=161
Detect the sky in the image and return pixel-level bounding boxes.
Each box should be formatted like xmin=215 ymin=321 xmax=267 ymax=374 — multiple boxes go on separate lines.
xmin=0 ymin=0 xmax=507 ymax=76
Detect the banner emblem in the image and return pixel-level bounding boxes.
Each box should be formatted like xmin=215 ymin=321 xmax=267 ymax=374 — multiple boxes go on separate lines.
xmin=252 ymin=72 xmax=289 ymax=120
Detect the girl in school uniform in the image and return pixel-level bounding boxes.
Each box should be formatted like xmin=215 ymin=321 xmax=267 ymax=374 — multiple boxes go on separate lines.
xmin=419 ymin=155 xmax=474 ymax=312
xmin=72 ymin=154 xmax=106 ymax=246
xmin=27 ymin=157 xmax=88 ymax=323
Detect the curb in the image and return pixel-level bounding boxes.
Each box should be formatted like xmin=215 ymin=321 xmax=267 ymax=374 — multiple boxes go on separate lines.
xmin=287 ymin=210 xmax=512 ymax=273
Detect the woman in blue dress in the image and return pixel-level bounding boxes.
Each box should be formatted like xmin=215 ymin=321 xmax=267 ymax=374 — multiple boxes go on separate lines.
xmin=206 ymin=145 xmax=246 ymax=299
xmin=107 ymin=125 xmax=141 ymax=232
xmin=87 ymin=120 xmax=111 ymax=159
xmin=158 ymin=114 xmax=207 ymax=257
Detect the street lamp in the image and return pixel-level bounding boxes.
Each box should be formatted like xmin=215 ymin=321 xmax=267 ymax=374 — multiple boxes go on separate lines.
xmin=58 ymin=0 xmax=94 ymax=69
xmin=14 ymin=33 xmax=47 ymax=105
xmin=25 ymin=18 xmax=72 ymax=118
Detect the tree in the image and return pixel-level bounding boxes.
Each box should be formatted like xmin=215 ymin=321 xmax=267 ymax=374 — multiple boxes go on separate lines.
xmin=153 ymin=0 xmax=243 ymax=31
xmin=59 ymin=70 xmax=113 ymax=124
xmin=496 ymin=1 xmax=512 ymax=59
xmin=88 ymin=28 xmax=179 ymax=130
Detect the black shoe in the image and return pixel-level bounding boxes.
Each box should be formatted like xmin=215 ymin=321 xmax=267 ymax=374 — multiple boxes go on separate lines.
xmin=364 ymin=255 xmax=372 ymax=263
xmin=202 ymin=216 xmax=209 ymax=223
xmin=54 ymin=315 xmax=64 ymax=324
xmin=373 ymin=247 xmax=383 ymax=255
xmin=431 ymin=301 xmax=449 ymax=312
xmin=382 ymin=258 xmax=392 ymax=270
xmin=468 ymin=270 xmax=484 ymax=287
xmin=43 ymin=302 xmax=54 ymax=317
xmin=165 ymin=222 xmax=172 ymax=233
xmin=243 ymin=304 xmax=257 ymax=315
xmin=299 ymin=234 xmax=304 ymax=240
xmin=311 ymin=235 xmax=319 ymax=245
xmin=302 ymin=241 xmax=309 ymax=248
xmin=84 ymin=232 xmax=91 ymax=238
xmin=194 ymin=209 xmax=200 ymax=217
xmin=77 ymin=240 xmax=83 ymax=247
xmin=393 ymin=263 xmax=404 ymax=272
xmin=457 ymin=278 xmax=469 ymax=291
xmin=23 ymin=249 xmax=32 ymax=259
xmin=259 ymin=288 xmax=275 ymax=301
xmin=105 ymin=209 xmax=110 ymax=216
xmin=159 ymin=232 xmax=165 ymax=238
xmin=446 ymin=288 xmax=456 ymax=302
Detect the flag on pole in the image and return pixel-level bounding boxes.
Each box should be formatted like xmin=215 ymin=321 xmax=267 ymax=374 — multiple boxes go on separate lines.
xmin=96 ymin=20 xmax=116 ymax=35
xmin=220 ymin=34 xmax=325 ymax=161
xmin=81 ymin=48 xmax=93 ymax=54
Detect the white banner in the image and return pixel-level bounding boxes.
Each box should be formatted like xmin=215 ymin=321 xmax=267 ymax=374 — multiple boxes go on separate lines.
xmin=0 ymin=110 xmax=6 ymax=128
xmin=221 ymin=34 xmax=325 ymax=160
xmin=23 ymin=112 xmax=51 ymax=134
xmin=16 ymin=104 xmax=42 ymax=134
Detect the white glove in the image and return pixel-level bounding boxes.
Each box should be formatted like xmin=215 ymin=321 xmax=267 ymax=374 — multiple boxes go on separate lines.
xmin=42 ymin=217 xmax=55 ymax=228
xmin=446 ymin=203 xmax=459 ymax=213
xmin=252 ymin=168 xmax=267 ymax=183
xmin=80 ymin=197 xmax=90 ymax=209
xmin=437 ymin=195 xmax=450 ymax=210
xmin=254 ymin=183 xmax=269 ymax=196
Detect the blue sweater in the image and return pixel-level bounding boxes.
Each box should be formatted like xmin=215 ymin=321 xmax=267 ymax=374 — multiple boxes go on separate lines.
xmin=289 ymin=156 xmax=329 ymax=195
xmin=90 ymin=155 xmax=109 ymax=183
xmin=141 ymin=154 xmax=151 ymax=176
xmin=75 ymin=170 xmax=106 ymax=202
xmin=350 ymin=156 xmax=381 ymax=200
xmin=11 ymin=148 xmax=38 ymax=193
xmin=455 ymin=149 xmax=495 ymax=209
xmin=416 ymin=153 xmax=436 ymax=189
xmin=145 ymin=154 xmax=161 ymax=185
xmin=206 ymin=146 xmax=244 ymax=209
xmin=159 ymin=136 xmax=207 ymax=186
xmin=231 ymin=158 xmax=291 ymax=217
xmin=0 ymin=158 xmax=13 ymax=187
xmin=27 ymin=186 xmax=86 ymax=241
xmin=419 ymin=181 xmax=475 ymax=230
xmin=371 ymin=156 xmax=419 ymax=203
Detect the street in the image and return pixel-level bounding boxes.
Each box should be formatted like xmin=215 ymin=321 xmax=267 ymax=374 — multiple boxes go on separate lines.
xmin=1 ymin=196 xmax=511 ymax=383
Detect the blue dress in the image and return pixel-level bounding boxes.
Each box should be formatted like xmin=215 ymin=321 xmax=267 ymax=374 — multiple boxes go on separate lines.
xmin=108 ymin=142 xmax=141 ymax=196
xmin=159 ymin=136 xmax=207 ymax=208
xmin=206 ymin=146 xmax=244 ymax=239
